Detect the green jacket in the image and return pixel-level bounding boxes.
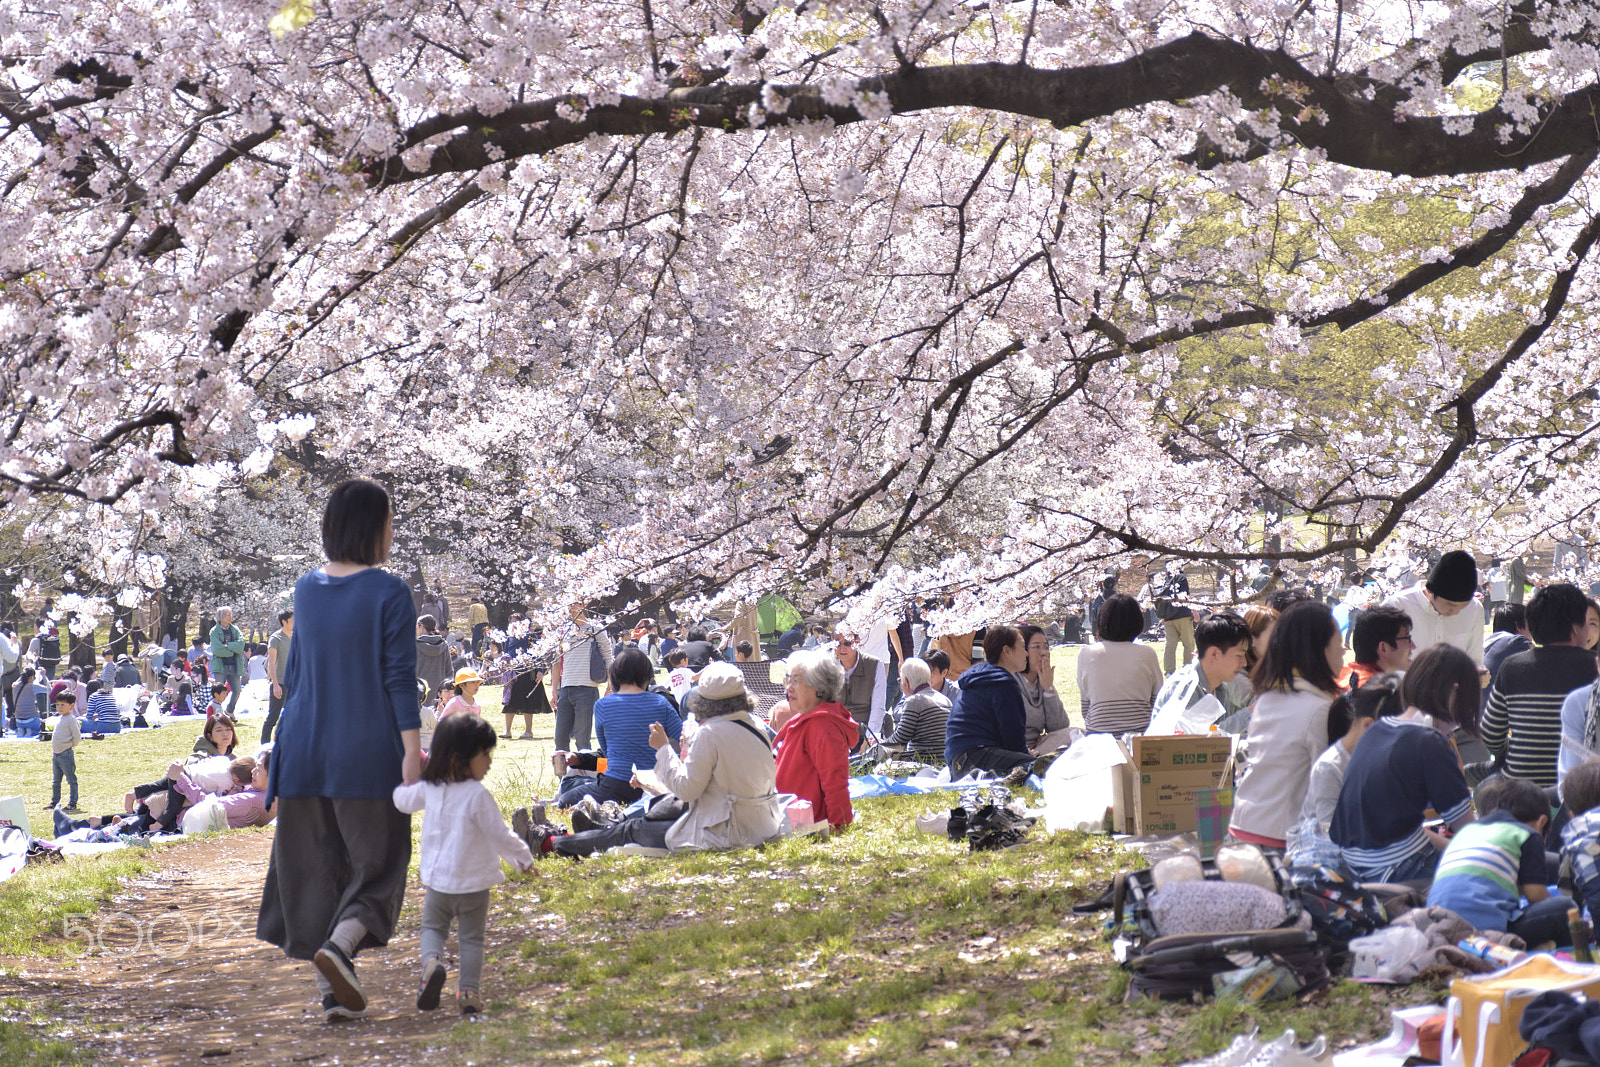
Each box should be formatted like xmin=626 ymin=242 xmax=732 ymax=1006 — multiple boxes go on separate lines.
xmin=209 ymin=623 xmax=245 ymax=670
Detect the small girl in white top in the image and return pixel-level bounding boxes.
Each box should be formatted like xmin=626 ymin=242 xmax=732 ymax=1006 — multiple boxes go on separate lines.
xmin=393 ymin=715 xmax=533 ymax=1015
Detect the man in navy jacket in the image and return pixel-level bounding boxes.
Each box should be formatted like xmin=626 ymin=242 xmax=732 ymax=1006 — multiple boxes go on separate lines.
xmin=944 ymin=625 xmax=1034 ymax=782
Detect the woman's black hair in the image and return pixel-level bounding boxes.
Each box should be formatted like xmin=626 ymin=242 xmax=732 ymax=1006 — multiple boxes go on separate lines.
xmin=178 ymin=680 xmax=192 ymax=695
xmin=1351 ymin=672 xmax=1406 ymax=722
xmin=1249 ymin=600 xmax=1341 ymax=695
xmin=424 ymin=714 xmax=498 ymax=784
xmin=608 ymin=647 xmax=655 ymax=690
xmin=321 ymin=478 xmax=392 ymax=566
xmin=1400 ymin=643 xmax=1482 ymax=738
xmin=84 ymin=679 xmax=102 ymax=696
xmin=1097 ymin=594 xmax=1145 ymax=643
xmin=686 ymin=625 xmax=709 ymax=643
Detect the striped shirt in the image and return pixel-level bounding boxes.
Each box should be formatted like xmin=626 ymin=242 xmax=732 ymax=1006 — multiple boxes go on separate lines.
xmin=1561 ymin=810 xmax=1600 ymax=908
xmin=1331 ymin=717 xmax=1474 ymax=881
xmin=1482 ymin=645 xmax=1597 ymax=785
xmin=85 ymin=691 xmax=121 ymax=730
xmin=559 ymin=623 xmax=613 ymax=689
xmin=1427 ymin=812 xmax=1545 ymax=932
xmin=1076 ymin=641 xmax=1163 ymax=734
xmin=886 ymin=687 xmax=951 ymax=760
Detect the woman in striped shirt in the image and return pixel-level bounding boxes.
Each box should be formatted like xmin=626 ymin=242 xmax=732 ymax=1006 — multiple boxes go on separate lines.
xmin=1076 ymin=594 xmax=1162 ymax=734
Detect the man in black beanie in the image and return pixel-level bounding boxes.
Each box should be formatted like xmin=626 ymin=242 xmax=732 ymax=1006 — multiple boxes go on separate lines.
xmin=1382 ymin=549 xmax=1485 ymax=666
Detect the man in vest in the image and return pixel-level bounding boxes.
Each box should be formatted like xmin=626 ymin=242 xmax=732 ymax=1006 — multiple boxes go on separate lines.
xmin=833 ymin=634 xmax=884 ymax=751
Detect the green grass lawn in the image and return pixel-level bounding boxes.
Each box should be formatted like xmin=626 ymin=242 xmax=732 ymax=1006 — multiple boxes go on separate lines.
xmin=0 ymin=660 xmax=1431 ymax=1064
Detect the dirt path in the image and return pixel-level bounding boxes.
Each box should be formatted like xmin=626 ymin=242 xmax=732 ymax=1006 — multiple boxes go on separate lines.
xmin=0 ymin=830 xmax=474 ymax=1067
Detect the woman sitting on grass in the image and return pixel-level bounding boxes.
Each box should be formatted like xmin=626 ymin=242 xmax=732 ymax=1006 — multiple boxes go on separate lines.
xmin=773 ymin=649 xmax=856 ymax=831
xmin=193 ymin=713 xmax=239 ymax=757
xmin=553 ymin=648 xmax=682 ymax=809
xmin=1331 ymin=644 xmax=1479 ymax=885
xmin=83 ymin=679 xmax=124 ymax=736
xmin=1227 ymin=601 xmax=1345 ymax=849
xmin=546 ymin=662 xmax=784 ymax=857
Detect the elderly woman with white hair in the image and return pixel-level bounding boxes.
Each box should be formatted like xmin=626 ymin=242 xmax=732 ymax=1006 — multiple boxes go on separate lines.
xmin=773 ymin=648 xmax=858 ymax=830
xmin=552 ymin=663 xmax=784 ymax=856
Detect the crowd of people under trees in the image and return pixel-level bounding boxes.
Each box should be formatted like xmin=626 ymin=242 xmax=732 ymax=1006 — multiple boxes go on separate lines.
xmin=18 ymin=479 xmax=1600 ymax=1019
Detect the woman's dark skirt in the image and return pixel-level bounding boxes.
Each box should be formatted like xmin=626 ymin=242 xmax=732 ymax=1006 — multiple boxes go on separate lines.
xmin=256 ymin=796 xmax=411 ymax=960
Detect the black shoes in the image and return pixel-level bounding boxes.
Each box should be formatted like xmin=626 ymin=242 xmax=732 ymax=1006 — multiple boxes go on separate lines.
xmin=321 ymin=994 xmax=367 ymax=1023
xmin=313 ymin=941 xmax=366 ymax=1012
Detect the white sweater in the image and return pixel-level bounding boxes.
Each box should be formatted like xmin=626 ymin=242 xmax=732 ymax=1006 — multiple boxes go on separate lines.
xmin=1075 ymin=641 xmax=1163 ymax=734
xmin=393 ymin=778 xmax=532 ymax=894
xmin=1229 ymin=679 xmax=1335 ymax=843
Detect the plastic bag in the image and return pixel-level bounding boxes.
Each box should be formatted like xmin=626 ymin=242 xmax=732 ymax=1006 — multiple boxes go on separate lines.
xmin=1217 ymin=843 xmax=1276 ymax=891
xmin=1349 ymin=925 xmax=1433 ymax=982
xmin=1041 ymin=732 xmax=1126 ymax=833
xmin=1148 ymin=693 xmax=1225 ymax=737
xmin=1152 ymin=854 xmax=1205 ymax=890
xmin=179 ymin=797 xmax=228 ymax=835
xmin=1283 ymin=812 xmax=1343 ymax=870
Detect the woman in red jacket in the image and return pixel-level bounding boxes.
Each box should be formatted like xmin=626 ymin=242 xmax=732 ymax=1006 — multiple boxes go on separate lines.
xmin=774 ymin=648 xmax=857 ymax=829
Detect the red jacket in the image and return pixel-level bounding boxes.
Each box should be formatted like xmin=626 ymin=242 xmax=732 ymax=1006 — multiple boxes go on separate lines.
xmin=774 ymin=700 xmax=856 ymax=829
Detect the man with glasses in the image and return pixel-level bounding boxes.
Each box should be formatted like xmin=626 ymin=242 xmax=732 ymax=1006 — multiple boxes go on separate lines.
xmin=832 ymin=634 xmax=884 ymax=750
xmin=1343 ymin=606 xmax=1414 ymax=691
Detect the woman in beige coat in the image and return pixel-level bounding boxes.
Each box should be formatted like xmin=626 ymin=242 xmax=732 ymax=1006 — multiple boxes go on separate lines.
xmin=554 ymin=663 xmax=784 ymax=856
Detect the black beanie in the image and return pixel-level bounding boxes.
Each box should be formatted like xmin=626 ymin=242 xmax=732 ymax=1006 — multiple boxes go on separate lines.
xmin=1426 ymin=550 xmax=1478 ymax=602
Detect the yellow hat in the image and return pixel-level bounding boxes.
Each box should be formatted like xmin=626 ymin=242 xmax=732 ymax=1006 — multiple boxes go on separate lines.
xmin=452 ymin=668 xmax=486 ymax=687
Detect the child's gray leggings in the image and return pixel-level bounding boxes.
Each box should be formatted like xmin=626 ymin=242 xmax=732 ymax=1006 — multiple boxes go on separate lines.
xmin=420 ymin=887 xmax=490 ymax=992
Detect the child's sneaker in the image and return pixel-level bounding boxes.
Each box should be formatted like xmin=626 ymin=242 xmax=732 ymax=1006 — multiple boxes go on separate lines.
xmin=417 ymin=957 xmax=447 ymax=1011
xmin=458 ymin=989 xmax=482 ymax=1015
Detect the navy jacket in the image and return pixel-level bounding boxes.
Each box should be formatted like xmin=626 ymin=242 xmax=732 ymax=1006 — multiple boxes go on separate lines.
xmin=944 ymin=661 xmax=1028 ymax=763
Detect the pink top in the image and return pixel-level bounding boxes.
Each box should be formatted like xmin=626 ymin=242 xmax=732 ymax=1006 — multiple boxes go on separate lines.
xmin=440 ymin=696 xmax=481 ymax=719
xmin=174 ymin=774 xmax=273 ymax=828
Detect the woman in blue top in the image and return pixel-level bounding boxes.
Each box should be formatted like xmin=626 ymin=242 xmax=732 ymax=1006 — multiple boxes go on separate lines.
xmin=256 ymin=480 xmax=421 ymax=1025
xmin=556 ymin=647 xmax=683 ymax=808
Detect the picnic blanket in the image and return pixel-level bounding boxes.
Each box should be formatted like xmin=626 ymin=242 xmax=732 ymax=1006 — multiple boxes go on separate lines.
xmin=848 ymin=771 xmax=1043 ymax=798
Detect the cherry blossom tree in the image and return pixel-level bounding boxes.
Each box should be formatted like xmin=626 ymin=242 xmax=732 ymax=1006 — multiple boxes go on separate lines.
xmin=7 ymin=0 xmax=1600 ymax=620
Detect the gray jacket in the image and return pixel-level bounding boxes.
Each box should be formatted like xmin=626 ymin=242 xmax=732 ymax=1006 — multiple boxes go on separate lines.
xmin=1016 ymin=673 xmax=1070 ymax=747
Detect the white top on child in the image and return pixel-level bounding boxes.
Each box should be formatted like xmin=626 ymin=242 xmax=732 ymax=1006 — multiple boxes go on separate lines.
xmin=392 ymin=778 xmax=532 ymax=894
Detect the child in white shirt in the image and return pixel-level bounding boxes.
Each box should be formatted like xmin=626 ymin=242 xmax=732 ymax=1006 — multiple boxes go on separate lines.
xmin=392 ymin=715 xmax=532 ymax=1015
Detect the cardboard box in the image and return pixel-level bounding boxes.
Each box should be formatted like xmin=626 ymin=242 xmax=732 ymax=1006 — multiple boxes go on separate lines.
xmin=1110 ymin=738 xmax=1137 ymax=835
xmin=1132 ymin=735 xmax=1234 ymax=835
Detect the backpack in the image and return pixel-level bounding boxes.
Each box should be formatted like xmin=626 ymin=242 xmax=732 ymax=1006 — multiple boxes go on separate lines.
xmin=586 ymin=634 xmax=608 ymax=684
xmin=1286 ymin=865 xmax=1395 ymax=967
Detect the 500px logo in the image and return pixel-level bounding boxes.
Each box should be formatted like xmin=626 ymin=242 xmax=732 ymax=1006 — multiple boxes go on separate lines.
xmin=61 ymin=911 xmax=252 ymax=958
